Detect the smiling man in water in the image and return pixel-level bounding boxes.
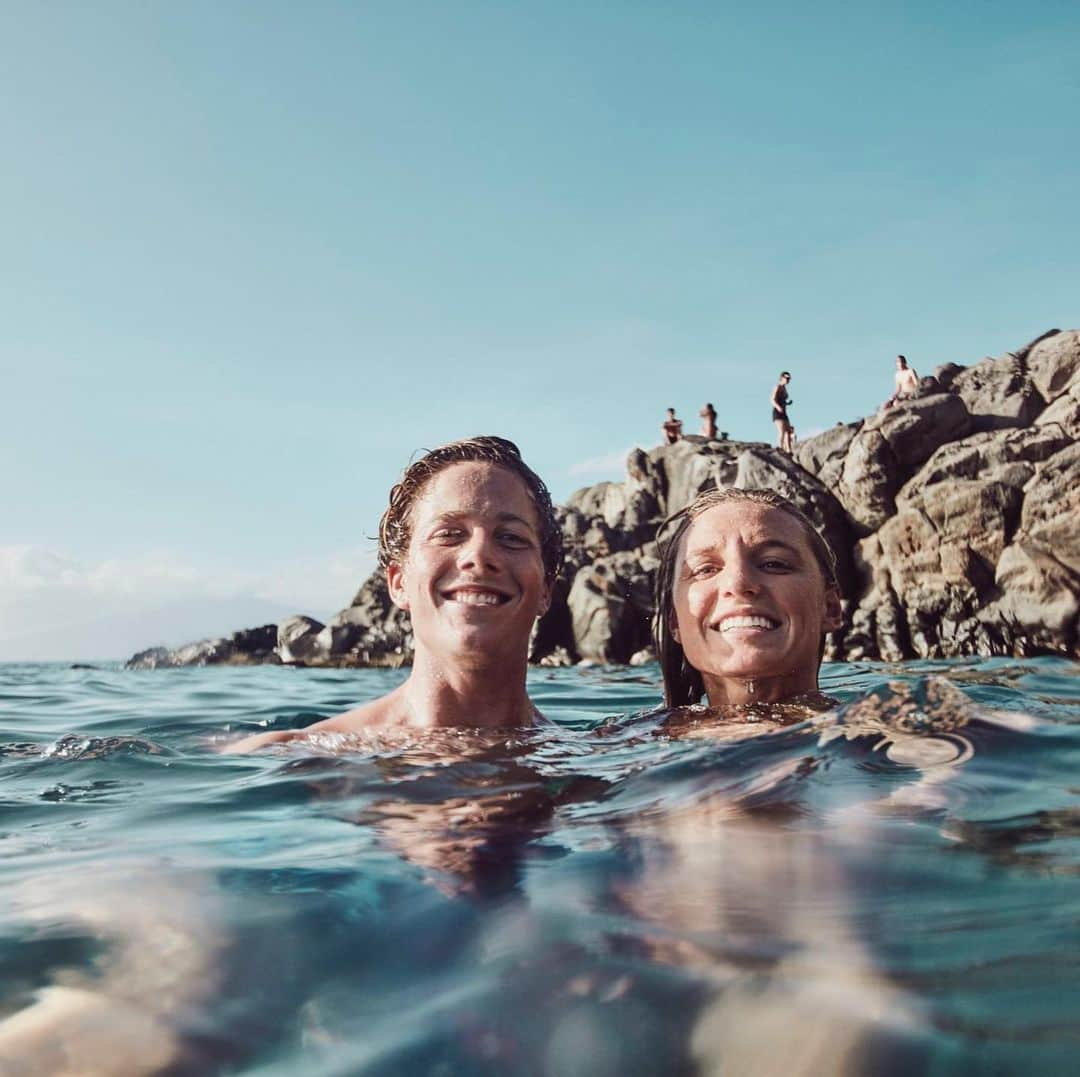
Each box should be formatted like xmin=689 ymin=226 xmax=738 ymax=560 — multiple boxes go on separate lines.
xmin=233 ymin=437 xmax=562 ymax=750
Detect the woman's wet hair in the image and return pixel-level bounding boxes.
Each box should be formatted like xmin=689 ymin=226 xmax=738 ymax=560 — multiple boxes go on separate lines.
xmin=653 ymin=487 xmax=840 ymax=708
xmin=378 ymin=435 xmax=563 ymax=582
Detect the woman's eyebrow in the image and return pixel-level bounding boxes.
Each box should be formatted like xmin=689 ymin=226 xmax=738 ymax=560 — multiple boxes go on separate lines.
xmin=494 ymin=511 xmax=536 ymax=529
xmin=750 ymin=539 xmax=804 ymax=557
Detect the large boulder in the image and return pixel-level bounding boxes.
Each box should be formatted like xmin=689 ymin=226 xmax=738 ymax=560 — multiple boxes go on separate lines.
xmin=988 ymin=541 xmax=1079 ymax=655
xmin=648 ymin=439 xmax=744 ymax=517
xmin=567 ymin=549 xmax=658 ymax=663
xmin=951 ymin=352 xmax=1045 ymax=432
xmin=1018 ymin=443 xmax=1080 ymax=575
xmin=900 ymin=425 xmax=1071 ymax=501
xmin=793 ymin=421 xmax=862 ymax=491
xmin=836 ymin=393 xmax=972 ymax=533
xmin=1035 ymin=381 xmax=1080 ymax=438
xmin=276 ymin=615 xmax=325 ymax=665
xmin=1026 ymin=329 xmax=1080 ymax=403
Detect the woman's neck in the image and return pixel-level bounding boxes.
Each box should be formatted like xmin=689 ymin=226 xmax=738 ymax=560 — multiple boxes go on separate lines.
xmin=703 ymin=669 xmax=819 ymax=708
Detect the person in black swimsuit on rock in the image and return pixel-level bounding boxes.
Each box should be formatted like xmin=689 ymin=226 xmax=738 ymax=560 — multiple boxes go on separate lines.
xmin=770 ymin=372 xmax=793 ymax=454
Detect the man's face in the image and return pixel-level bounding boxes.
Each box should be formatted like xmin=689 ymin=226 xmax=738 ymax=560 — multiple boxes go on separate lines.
xmin=387 ymin=462 xmax=551 ymax=668
xmin=896 ymin=357 xmax=906 ymax=370
xmin=671 ymin=502 xmax=842 ymax=702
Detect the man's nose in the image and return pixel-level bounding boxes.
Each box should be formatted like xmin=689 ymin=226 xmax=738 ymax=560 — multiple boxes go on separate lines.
xmin=458 ymin=531 xmax=500 ymax=571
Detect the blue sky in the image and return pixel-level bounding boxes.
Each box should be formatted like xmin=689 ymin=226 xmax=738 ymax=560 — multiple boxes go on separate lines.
xmin=2 ymin=1 xmax=1077 ymax=659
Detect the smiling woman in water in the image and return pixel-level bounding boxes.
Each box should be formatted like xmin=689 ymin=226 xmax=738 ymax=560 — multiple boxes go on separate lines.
xmin=232 ymin=436 xmax=562 ymax=750
xmin=654 ymin=487 xmax=844 ymax=715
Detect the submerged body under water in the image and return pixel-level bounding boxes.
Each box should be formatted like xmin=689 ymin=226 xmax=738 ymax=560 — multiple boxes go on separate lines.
xmin=0 ymin=657 xmax=1077 ymax=1075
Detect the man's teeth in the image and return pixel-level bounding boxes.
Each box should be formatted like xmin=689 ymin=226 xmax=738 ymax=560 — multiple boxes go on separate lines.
xmin=449 ymin=591 xmax=503 ymax=606
xmin=718 ymin=616 xmax=776 ymax=632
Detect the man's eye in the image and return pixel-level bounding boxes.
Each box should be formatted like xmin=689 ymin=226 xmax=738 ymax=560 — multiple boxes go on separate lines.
xmin=432 ymin=528 xmax=463 ymax=541
xmin=690 ymin=564 xmax=718 ymax=579
xmin=761 ymin=559 xmax=792 ymax=571
xmin=499 ymin=531 xmax=531 ymax=548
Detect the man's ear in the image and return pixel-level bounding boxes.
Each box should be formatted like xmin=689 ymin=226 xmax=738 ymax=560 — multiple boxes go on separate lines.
xmin=387 ymin=561 xmax=410 ymax=612
xmin=823 ymin=586 xmax=843 ymax=632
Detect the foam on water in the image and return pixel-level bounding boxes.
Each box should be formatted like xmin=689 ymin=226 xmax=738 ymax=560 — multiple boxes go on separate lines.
xmin=0 ymin=658 xmax=1077 ymax=1074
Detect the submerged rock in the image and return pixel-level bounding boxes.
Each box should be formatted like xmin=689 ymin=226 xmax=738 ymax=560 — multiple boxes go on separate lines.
xmin=125 ymin=328 xmax=1080 ymax=669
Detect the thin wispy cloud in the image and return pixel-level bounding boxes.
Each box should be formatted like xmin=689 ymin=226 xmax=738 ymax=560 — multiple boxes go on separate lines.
xmin=568 ymin=448 xmax=635 ymax=478
xmin=0 ymin=545 xmax=376 ymax=660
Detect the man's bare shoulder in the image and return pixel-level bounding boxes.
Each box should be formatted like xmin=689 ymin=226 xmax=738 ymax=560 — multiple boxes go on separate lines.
xmin=225 ymin=689 xmax=407 ymax=754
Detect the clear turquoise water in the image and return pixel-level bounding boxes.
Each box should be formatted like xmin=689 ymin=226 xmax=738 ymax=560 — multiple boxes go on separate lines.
xmin=1 ymin=658 xmax=1077 ymax=1075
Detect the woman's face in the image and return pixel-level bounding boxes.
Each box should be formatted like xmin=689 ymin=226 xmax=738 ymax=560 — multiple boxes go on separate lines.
xmin=387 ymin=462 xmax=551 ymax=668
xmin=671 ymin=502 xmax=842 ymax=704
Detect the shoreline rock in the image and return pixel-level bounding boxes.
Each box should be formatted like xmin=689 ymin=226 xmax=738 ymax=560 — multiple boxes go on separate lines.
xmin=126 ymin=329 xmax=1080 ymax=669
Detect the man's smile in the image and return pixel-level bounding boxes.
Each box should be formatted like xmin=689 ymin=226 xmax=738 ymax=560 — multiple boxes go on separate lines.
xmin=441 ymin=586 xmax=512 ymax=607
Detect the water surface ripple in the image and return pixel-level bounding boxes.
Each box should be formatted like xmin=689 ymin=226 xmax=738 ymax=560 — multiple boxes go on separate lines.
xmin=0 ymin=658 xmax=1077 ymax=1075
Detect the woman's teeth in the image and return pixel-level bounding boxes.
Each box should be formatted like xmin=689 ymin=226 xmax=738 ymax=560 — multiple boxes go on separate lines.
xmin=718 ymin=615 xmax=776 ymax=632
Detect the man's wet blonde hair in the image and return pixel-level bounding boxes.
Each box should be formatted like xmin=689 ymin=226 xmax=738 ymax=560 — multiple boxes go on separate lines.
xmin=378 ymin=436 xmax=563 ymax=582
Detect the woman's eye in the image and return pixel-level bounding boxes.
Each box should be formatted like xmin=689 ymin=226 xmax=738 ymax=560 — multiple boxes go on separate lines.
xmin=761 ymin=559 xmax=792 ymax=571
xmin=499 ymin=531 xmax=531 ymax=548
xmin=690 ymin=564 xmax=718 ymax=579
xmin=432 ymin=528 xmax=464 ymax=541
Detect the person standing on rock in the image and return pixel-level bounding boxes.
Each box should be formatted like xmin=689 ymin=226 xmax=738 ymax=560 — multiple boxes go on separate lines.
xmin=699 ymin=403 xmax=718 ymax=440
xmin=662 ymin=407 xmax=684 ymax=444
xmin=231 ymin=436 xmax=562 ymax=750
xmin=770 ymin=372 xmax=794 ymax=454
xmin=886 ymin=355 xmax=920 ymax=407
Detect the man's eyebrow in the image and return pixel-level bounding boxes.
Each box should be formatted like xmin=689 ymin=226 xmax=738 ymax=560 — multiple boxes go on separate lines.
xmin=428 ymin=510 xmax=537 ymax=530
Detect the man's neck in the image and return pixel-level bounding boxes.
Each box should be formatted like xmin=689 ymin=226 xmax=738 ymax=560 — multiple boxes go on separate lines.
xmin=401 ymin=652 xmax=536 ymax=730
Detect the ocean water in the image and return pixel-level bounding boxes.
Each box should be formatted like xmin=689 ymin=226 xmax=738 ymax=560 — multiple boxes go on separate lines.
xmin=0 ymin=657 xmax=1077 ymax=1076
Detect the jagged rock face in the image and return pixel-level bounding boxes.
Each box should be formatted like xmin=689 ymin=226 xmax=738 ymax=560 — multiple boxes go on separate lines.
xmin=793 ymin=421 xmax=862 ymax=491
xmin=125 ymin=328 xmax=1079 ymax=669
xmin=126 ymin=625 xmax=279 ymax=669
xmin=1026 ymin=329 xmax=1080 ymax=403
xmin=951 ymin=352 xmax=1045 ymax=432
xmin=277 ymin=616 xmax=325 ymax=664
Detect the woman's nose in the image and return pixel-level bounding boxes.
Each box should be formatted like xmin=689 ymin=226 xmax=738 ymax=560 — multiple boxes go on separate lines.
xmin=718 ymin=557 xmax=759 ymax=595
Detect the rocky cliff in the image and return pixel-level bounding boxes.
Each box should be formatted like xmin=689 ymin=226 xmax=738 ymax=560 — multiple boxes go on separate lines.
xmin=127 ymin=329 xmax=1080 ymax=670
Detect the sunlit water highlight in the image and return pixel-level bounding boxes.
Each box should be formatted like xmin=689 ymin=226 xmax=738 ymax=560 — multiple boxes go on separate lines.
xmin=0 ymin=658 xmax=1077 ymax=1075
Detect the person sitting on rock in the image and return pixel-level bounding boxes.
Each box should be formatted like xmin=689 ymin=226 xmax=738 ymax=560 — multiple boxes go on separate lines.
xmin=653 ymin=487 xmax=843 ymax=721
xmin=770 ymin=373 xmax=794 ymax=454
xmin=661 ymin=407 xmax=684 ymax=445
xmin=231 ymin=436 xmax=562 ymax=750
xmin=699 ymin=402 xmax=718 ymax=440
xmin=886 ymin=355 xmax=920 ymax=407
